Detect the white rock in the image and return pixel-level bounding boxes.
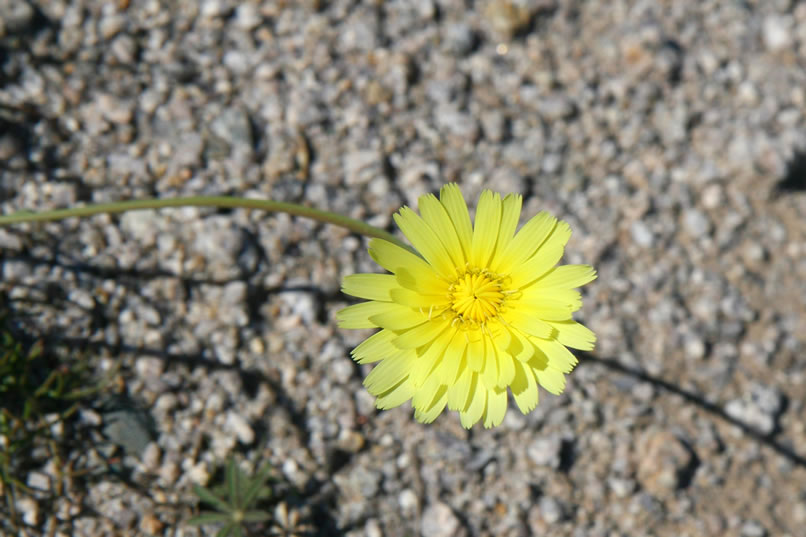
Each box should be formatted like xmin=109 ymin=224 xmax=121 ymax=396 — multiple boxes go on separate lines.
xmin=762 ymin=15 xmax=792 ymax=52
xmin=226 ymin=412 xmax=255 ymax=444
xmin=421 ymin=502 xmax=461 ymax=537
xmin=630 ymin=220 xmax=654 ymax=248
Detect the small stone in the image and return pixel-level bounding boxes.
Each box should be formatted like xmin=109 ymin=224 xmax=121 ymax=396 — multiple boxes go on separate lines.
xmin=527 ymin=436 xmax=562 ymax=469
xmin=98 ymin=94 xmax=134 ymax=124
xmin=683 ymin=209 xmax=711 ymax=238
xmin=608 ymin=477 xmax=635 ymax=498
xmin=99 ymin=14 xmax=126 ymax=39
xmin=762 ymin=15 xmax=792 ymax=52
xmin=234 ymin=3 xmax=262 ymax=29
xmin=725 ymin=384 xmax=784 ymax=435
xmin=16 ymin=497 xmax=39 ymax=526
xmin=539 ymin=496 xmax=564 ymax=524
xmin=685 ymin=337 xmax=706 ymax=360
xmin=630 ymin=220 xmax=654 ymax=248
xmin=740 ymin=520 xmax=767 ymax=537
xmin=139 ymin=514 xmax=164 ymax=535
xmin=226 ymin=412 xmax=255 ymax=444
xmin=443 ymin=23 xmax=477 ymax=55
xmin=27 ymin=471 xmax=51 ymax=491
xmin=336 ymin=429 xmax=365 ymax=454
xmin=636 ymin=429 xmax=695 ymax=498
xmin=0 ymin=0 xmax=35 ymax=33
xmin=210 ymin=108 xmax=253 ymax=150
xmin=484 ymin=0 xmax=531 ymax=39
xmin=422 ymin=502 xmax=462 ymax=537
xmin=399 ymin=489 xmax=419 ymax=516
xmin=365 ymin=518 xmax=383 ymax=537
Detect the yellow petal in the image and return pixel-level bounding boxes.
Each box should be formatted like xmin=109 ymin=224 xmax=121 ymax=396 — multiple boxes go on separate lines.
xmin=375 ymin=377 xmax=415 ymax=409
xmin=413 ymin=381 xmax=448 ymax=424
xmin=503 ymin=310 xmax=555 ymax=339
xmin=521 ymin=287 xmax=582 ymax=309
xmin=395 ymin=266 xmax=450 ymax=296
xmin=497 ymin=350 xmax=516 ymax=388
xmin=533 ymin=337 xmax=578 ymax=373
xmin=436 ymin=333 xmax=467 ymax=385
xmin=508 ymin=221 xmax=571 ymax=289
xmin=409 ymin=326 xmax=456 ymax=387
xmin=547 ymin=320 xmax=596 ymax=351
xmin=470 ymin=190 xmax=502 ymax=267
xmin=369 ymin=306 xmax=427 ymax=330
xmin=535 ymin=264 xmax=597 ymax=289
xmin=459 ymin=374 xmax=486 ymax=428
xmin=389 ymin=287 xmax=450 ymax=310
xmin=492 ymin=211 xmax=557 ymax=274
xmin=369 ymin=238 xmax=440 ymax=282
xmin=480 ymin=336 xmax=499 ymax=389
xmin=491 ymin=193 xmax=523 ymax=264
xmin=510 ymin=360 xmax=538 ymax=414
xmin=483 ymin=387 xmax=508 ymax=428
xmin=419 ymin=193 xmax=466 ymax=267
xmin=466 ymin=335 xmax=484 ymax=371
xmin=341 ymin=273 xmax=399 ymax=301
xmin=439 ymin=183 xmax=473 ymax=262
xmin=412 ymin=373 xmax=444 ymax=410
xmin=337 ymin=301 xmax=404 ymax=329
xmin=364 ymin=351 xmax=416 ymax=394
xmin=352 ymin=329 xmax=396 ymax=364
xmin=392 ymin=319 xmax=450 ymax=349
xmin=534 ymin=366 xmax=566 ymax=395
xmin=517 ymin=299 xmax=577 ymax=321
xmin=447 ymin=365 xmax=473 ymax=411
xmin=394 ymin=208 xmax=457 ymax=279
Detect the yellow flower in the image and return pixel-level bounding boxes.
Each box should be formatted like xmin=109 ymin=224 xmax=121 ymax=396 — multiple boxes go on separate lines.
xmin=337 ymin=184 xmax=596 ymax=428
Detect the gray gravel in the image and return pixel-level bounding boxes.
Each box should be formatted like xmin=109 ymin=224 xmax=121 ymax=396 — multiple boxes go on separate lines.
xmin=2 ymin=0 xmax=806 ymax=536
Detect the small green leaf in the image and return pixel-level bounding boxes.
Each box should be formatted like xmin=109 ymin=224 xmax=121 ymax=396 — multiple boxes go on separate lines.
xmin=215 ymin=523 xmax=236 ymax=537
xmin=226 ymin=457 xmax=241 ymax=507
xmin=242 ymin=464 xmax=273 ymax=507
xmin=188 ymin=512 xmax=232 ymax=525
xmin=193 ymin=485 xmax=232 ymax=513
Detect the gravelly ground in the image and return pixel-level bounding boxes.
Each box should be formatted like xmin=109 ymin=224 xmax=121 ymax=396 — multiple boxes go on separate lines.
xmin=1 ymin=0 xmax=806 ymax=536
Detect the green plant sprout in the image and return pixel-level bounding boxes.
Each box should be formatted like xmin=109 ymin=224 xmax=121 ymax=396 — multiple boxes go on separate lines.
xmin=0 ymin=315 xmax=113 ymax=532
xmin=189 ymin=457 xmax=274 ymax=537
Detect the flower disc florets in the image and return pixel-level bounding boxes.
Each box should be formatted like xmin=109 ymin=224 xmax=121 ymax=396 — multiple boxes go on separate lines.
xmin=338 ymin=184 xmax=597 ymax=428
xmin=447 ymin=268 xmax=509 ymax=328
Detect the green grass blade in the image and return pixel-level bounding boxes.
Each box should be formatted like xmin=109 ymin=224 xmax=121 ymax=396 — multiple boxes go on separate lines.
xmin=226 ymin=457 xmax=241 ymax=507
xmin=188 ymin=512 xmax=232 ymax=525
xmin=215 ymin=523 xmax=236 ymax=537
xmin=241 ymin=464 xmax=273 ymax=507
xmin=193 ymin=485 xmax=232 ymax=513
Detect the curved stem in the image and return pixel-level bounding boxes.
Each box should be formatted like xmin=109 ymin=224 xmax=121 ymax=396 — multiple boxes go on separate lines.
xmin=0 ymin=196 xmax=415 ymax=253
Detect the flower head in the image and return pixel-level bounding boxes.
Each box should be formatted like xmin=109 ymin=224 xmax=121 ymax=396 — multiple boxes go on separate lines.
xmin=338 ymin=184 xmax=596 ymax=428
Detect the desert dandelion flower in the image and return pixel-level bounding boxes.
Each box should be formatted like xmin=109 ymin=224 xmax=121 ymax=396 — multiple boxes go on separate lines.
xmin=337 ymin=184 xmax=596 ymax=428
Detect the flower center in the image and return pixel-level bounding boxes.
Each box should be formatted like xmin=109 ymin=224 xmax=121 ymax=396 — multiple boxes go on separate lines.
xmin=449 ymin=269 xmax=505 ymax=325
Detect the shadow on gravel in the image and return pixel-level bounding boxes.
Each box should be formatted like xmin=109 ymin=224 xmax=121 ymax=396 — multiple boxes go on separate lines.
xmin=775 ymin=149 xmax=806 ymax=194
xmin=582 ymin=353 xmax=806 ymax=468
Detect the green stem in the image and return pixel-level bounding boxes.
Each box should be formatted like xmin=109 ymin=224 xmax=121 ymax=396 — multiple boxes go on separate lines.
xmin=0 ymin=196 xmax=414 ymax=252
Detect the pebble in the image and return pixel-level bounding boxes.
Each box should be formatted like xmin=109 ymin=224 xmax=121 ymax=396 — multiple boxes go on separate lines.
xmin=421 ymin=502 xmax=462 ymax=537
xmin=683 ymin=209 xmax=711 ymax=238
xmin=226 ymin=412 xmax=255 ymax=444
xmin=725 ymin=384 xmax=784 ymax=436
xmin=762 ymin=15 xmax=792 ymax=52
xmin=630 ymin=220 xmax=654 ymax=248
xmin=636 ymin=430 xmax=695 ymax=498
xmin=527 ymin=436 xmax=562 ymax=469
